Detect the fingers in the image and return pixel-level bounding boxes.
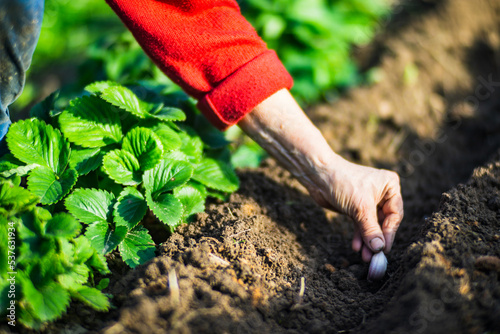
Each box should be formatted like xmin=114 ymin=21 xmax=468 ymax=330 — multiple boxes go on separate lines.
xmin=355 ymin=203 xmax=386 ymax=254
xmin=381 ymin=193 xmax=404 ymax=253
xmin=352 ymin=227 xmax=362 ymax=252
xmin=361 ymin=244 xmax=373 ymax=263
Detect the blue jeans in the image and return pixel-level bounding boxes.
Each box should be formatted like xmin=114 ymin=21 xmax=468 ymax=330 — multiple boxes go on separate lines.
xmin=0 ymin=0 xmax=44 ymax=148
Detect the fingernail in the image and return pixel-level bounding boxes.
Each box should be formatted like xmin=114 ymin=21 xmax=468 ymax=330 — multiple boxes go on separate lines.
xmin=370 ymin=237 xmax=385 ymax=251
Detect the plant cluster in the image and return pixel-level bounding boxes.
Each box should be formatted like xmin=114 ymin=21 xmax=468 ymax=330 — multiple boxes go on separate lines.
xmin=2 ymin=81 xmax=239 ymax=269
xmin=240 ymin=0 xmax=392 ymax=103
xmin=0 ymin=176 xmax=110 ymax=329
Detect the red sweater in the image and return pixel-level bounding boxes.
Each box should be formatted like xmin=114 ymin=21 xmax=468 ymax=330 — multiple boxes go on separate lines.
xmin=105 ymin=0 xmax=293 ymax=130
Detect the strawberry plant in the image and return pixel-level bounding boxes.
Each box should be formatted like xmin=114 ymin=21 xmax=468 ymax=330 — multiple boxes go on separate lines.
xmin=1 ymin=81 xmax=239 ymax=269
xmin=0 ymin=177 xmax=110 ymax=329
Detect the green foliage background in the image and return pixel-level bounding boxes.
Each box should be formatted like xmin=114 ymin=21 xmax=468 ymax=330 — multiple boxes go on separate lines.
xmin=15 ymin=0 xmax=391 ymax=111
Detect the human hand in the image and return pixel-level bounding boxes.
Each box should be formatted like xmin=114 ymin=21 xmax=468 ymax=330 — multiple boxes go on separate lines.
xmin=304 ymin=157 xmax=404 ymax=262
xmin=238 ymin=89 xmax=404 ymax=262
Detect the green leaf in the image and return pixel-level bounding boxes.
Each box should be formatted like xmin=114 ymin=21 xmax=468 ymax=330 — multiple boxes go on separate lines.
xmin=85 ymin=221 xmax=127 ymax=255
xmin=143 ymin=159 xmax=193 ymax=198
xmin=30 ymin=90 xmax=59 ymax=123
xmin=6 ymin=118 xmax=70 ymax=175
xmin=102 ymin=150 xmax=141 ymax=186
xmin=149 ymin=106 xmax=186 ymax=121
xmin=0 ymin=180 xmax=38 ymax=213
xmin=73 ymin=235 xmax=94 ymax=264
xmin=65 ymin=188 xmax=115 ymax=224
xmin=85 ymin=80 xmax=118 ymax=94
xmin=101 ymin=84 xmax=148 ymax=118
xmin=122 ymin=127 xmax=163 ymax=171
xmin=193 ymin=114 xmax=231 ymax=148
xmin=174 ymin=185 xmax=205 ymax=222
xmin=179 ymin=131 xmax=203 ymax=164
xmin=146 ymin=191 xmax=183 ymax=229
xmin=69 ymin=147 xmax=102 ymax=175
xmin=192 ymin=158 xmax=239 ymax=192
xmin=0 ymin=153 xmax=37 ymax=177
xmin=86 ymin=251 xmax=110 ymax=275
xmin=72 ymin=286 xmax=110 ymax=311
xmin=230 ymin=142 xmax=267 ymax=168
xmin=19 ymin=275 xmax=70 ymax=322
xmin=96 ymin=278 xmax=110 ymax=291
xmin=57 ymin=264 xmax=89 ymax=290
xmin=119 ymin=225 xmax=156 ymax=268
xmin=113 ymin=187 xmax=147 ymax=230
xmin=45 ymin=213 xmax=81 ymax=238
xmin=138 ymin=120 xmax=182 ymax=151
xmin=59 ymin=95 xmax=122 ymax=148
xmin=27 ymin=167 xmax=78 ymax=205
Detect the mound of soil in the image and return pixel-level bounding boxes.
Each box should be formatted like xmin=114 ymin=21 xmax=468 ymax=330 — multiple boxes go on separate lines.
xmin=6 ymin=0 xmax=500 ymax=333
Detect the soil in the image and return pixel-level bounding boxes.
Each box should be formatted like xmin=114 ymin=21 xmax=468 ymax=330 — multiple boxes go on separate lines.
xmin=3 ymin=0 xmax=500 ymax=333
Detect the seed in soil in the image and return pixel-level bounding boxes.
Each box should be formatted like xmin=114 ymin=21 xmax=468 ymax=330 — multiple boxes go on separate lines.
xmin=368 ymin=252 xmax=388 ymax=281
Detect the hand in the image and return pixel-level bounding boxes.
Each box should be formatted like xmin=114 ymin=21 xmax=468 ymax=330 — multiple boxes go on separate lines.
xmin=304 ymin=158 xmax=403 ymax=262
xmin=238 ymin=89 xmax=404 ymax=262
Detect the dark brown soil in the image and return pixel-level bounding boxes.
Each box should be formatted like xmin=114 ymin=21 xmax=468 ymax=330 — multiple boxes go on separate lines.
xmin=4 ymin=0 xmax=500 ymax=333
xmin=91 ymin=1 xmax=500 ymax=333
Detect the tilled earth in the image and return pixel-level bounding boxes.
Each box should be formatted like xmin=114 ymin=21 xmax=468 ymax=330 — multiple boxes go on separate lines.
xmin=10 ymin=0 xmax=500 ymax=333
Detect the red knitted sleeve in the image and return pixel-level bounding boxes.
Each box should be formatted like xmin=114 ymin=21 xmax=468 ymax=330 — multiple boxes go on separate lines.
xmin=105 ymin=0 xmax=293 ymax=130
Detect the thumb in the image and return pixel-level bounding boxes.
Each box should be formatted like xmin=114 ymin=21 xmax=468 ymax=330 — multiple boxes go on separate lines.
xmin=356 ymin=205 xmax=386 ymax=253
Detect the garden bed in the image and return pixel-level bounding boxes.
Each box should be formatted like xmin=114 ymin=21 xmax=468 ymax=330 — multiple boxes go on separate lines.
xmin=5 ymin=0 xmax=500 ymax=333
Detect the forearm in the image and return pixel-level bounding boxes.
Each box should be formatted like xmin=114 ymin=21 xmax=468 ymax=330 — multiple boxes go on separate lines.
xmin=239 ymin=89 xmax=404 ymax=262
xmin=238 ymin=89 xmax=344 ymax=200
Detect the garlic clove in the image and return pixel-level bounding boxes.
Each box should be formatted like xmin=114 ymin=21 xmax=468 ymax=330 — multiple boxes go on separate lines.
xmin=368 ymin=251 xmax=388 ymax=281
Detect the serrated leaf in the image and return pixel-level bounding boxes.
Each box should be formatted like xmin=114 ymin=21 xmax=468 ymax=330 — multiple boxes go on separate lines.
xmin=6 ymin=118 xmax=70 ymax=175
xmin=86 ymin=251 xmax=110 ymax=275
xmin=174 ymin=185 xmax=205 ymax=222
xmin=113 ymin=187 xmax=147 ymax=229
xmin=20 ymin=274 xmax=70 ymax=322
xmin=146 ymin=191 xmax=183 ymax=229
xmin=0 ymin=180 xmax=38 ymax=213
xmin=118 ymin=225 xmax=156 ymax=268
xmin=72 ymin=286 xmax=110 ymax=311
xmin=65 ymin=188 xmax=115 ymax=224
xmin=149 ymin=106 xmax=186 ymax=121
xmin=27 ymin=167 xmax=78 ymax=205
xmin=73 ymin=235 xmax=94 ymax=264
xmin=163 ymin=150 xmax=189 ymax=161
xmin=57 ymin=264 xmax=89 ymax=290
xmin=122 ymin=127 xmax=163 ymax=171
xmin=192 ymin=158 xmax=239 ymax=192
xmin=85 ymin=221 xmax=127 ymax=255
xmin=69 ymin=147 xmax=102 ymax=175
xmin=45 ymin=213 xmax=81 ymax=238
xmin=0 ymin=153 xmax=37 ymax=177
xmin=85 ymin=81 xmax=118 ymax=94
xmin=137 ymin=120 xmax=182 ymax=151
xmin=143 ymin=159 xmax=193 ymax=199
xmin=101 ymin=85 xmax=149 ymax=118
xmin=59 ymin=95 xmax=122 ymax=148
xmin=102 ymin=149 xmax=141 ymax=185
xmin=179 ymin=131 xmax=203 ymax=164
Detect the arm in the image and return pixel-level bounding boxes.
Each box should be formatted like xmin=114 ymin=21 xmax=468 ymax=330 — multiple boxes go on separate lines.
xmin=105 ymin=0 xmax=292 ymax=130
xmin=106 ymin=0 xmax=404 ymax=260
xmin=239 ymin=89 xmax=404 ymax=261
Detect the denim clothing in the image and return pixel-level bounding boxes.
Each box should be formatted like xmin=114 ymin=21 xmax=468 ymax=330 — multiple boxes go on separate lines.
xmin=0 ymin=0 xmax=44 ymax=144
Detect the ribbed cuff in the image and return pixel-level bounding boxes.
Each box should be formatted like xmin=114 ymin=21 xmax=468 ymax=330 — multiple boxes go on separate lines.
xmin=197 ymin=50 xmax=293 ymax=131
